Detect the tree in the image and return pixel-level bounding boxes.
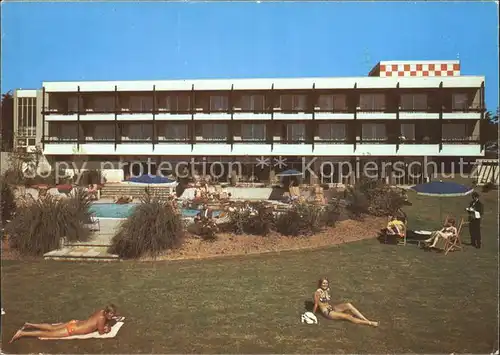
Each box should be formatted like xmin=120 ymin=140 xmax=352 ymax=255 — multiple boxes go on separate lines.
xmin=484 ymin=108 xmax=499 ymax=144
xmin=1 ymin=91 xmax=14 ymax=151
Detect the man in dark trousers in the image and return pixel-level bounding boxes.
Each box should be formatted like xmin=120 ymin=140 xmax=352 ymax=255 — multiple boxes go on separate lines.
xmin=466 ymin=192 xmax=484 ymax=248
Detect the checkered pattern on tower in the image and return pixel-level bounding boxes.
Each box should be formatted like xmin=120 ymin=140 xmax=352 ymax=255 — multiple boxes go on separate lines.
xmin=379 ymin=62 xmax=460 ymax=77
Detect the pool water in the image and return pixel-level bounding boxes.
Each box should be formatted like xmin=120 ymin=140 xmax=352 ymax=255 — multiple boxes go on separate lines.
xmin=90 ymin=203 xmax=215 ymax=219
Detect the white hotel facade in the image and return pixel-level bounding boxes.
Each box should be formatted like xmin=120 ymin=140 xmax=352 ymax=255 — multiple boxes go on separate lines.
xmin=13 ymin=60 xmax=486 ymax=184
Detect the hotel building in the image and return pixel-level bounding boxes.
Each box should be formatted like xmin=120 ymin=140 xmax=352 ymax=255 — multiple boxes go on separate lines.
xmin=12 ymin=60 xmax=486 ymax=184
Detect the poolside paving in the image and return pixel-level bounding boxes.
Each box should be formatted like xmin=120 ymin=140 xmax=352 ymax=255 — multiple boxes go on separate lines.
xmin=44 ymin=246 xmax=119 ymax=261
xmin=43 ymin=219 xmax=120 ymax=261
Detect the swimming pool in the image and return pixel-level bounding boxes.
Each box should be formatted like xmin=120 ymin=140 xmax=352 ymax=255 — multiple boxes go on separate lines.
xmin=89 ymin=203 xmax=221 ymax=219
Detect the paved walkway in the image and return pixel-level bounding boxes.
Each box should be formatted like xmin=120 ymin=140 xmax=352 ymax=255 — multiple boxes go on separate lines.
xmin=44 ymin=220 xmax=119 ymax=260
xmin=44 ymin=246 xmax=118 ymax=260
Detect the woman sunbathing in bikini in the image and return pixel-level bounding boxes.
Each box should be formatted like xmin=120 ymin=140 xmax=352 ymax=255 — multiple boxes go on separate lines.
xmin=9 ymin=304 xmax=118 ymax=343
xmin=313 ymin=278 xmax=379 ymax=327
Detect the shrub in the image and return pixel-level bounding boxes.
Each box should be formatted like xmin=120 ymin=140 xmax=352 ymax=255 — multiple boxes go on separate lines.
xmin=226 ymin=202 xmax=276 ymax=236
xmin=227 ymin=208 xmax=253 ymax=235
xmin=345 ymin=187 xmax=370 ymax=219
xmin=248 ymin=202 xmax=276 ymax=236
xmin=322 ymin=199 xmax=343 ymax=227
xmin=276 ymin=202 xmax=323 ymax=236
xmin=108 ymin=191 xmax=185 ymax=259
xmin=5 ymin=188 xmax=93 ymax=256
xmin=193 ymin=218 xmax=219 ymax=241
xmin=0 ymin=175 xmax=16 ymax=224
xmin=345 ymin=179 xmax=406 ymax=218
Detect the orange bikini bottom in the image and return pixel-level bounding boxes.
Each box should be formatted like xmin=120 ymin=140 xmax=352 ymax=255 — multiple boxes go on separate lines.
xmin=66 ymin=320 xmax=77 ymax=336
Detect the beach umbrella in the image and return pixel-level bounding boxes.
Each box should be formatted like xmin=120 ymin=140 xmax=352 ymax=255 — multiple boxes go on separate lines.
xmin=410 ymin=180 xmax=474 ymax=222
xmin=275 ymin=169 xmax=303 ymax=177
xmin=127 ymin=175 xmax=176 ymax=184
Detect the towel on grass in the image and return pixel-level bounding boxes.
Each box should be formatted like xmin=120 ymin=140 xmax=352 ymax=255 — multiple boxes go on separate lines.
xmin=39 ymin=317 xmax=125 ymax=340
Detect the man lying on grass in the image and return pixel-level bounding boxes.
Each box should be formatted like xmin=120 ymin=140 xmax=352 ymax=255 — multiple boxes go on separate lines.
xmin=9 ymin=304 xmax=118 ymax=343
xmin=313 ymin=278 xmax=379 ymax=327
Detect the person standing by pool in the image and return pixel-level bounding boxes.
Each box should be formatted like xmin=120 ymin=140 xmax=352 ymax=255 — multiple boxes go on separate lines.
xmin=466 ymin=192 xmax=483 ymax=249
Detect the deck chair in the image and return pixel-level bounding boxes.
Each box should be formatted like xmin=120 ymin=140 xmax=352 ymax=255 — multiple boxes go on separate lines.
xmin=396 ymin=221 xmax=408 ymax=245
xmin=88 ymin=212 xmax=101 ymax=232
xmin=382 ymin=218 xmax=407 ymax=245
xmin=444 ymin=218 xmax=464 ymax=255
xmin=289 ymin=186 xmax=301 ymax=201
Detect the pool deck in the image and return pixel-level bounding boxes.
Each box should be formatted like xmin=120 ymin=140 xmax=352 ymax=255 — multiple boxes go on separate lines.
xmin=44 ymin=219 xmax=119 ymax=261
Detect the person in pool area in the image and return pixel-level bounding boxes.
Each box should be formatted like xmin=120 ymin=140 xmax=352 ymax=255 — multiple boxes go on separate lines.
xmin=313 ymin=278 xmax=379 ymax=327
xmin=9 ymin=304 xmax=118 ymax=343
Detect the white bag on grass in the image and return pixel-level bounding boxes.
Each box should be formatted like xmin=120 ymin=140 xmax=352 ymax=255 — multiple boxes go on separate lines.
xmin=301 ymin=312 xmax=318 ymax=324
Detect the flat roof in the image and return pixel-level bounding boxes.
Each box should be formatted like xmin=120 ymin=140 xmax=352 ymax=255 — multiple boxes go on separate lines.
xmin=41 ymin=75 xmax=485 ymax=92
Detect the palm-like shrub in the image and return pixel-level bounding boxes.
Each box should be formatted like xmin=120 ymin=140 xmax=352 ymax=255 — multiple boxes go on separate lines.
xmin=276 ymin=202 xmax=323 ymax=236
xmin=5 ymin=188 xmax=93 ymax=256
xmin=108 ymin=191 xmax=185 ymax=259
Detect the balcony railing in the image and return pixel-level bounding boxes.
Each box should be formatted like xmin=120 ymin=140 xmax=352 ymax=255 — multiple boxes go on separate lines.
xmin=41 ymin=135 xmax=482 ymax=145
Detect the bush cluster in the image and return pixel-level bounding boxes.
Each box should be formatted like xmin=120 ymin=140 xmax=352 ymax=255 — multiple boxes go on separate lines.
xmin=108 ymin=191 xmax=185 ymax=259
xmin=224 ymin=200 xmax=343 ymax=238
xmin=5 ymin=188 xmax=93 ymax=256
xmin=226 ymin=202 xmax=276 ymax=236
xmin=345 ymin=178 xmax=407 ymax=218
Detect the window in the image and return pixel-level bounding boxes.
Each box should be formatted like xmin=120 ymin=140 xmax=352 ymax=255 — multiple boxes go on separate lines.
xmin=67 ymin=96 xmax=82 ymax=112
xmin=84 ymin=123 xmax=114 ymax=141
xmin=86 ymin=96 xmax=114 ymax=112
xmin=239 ymin=95 xmax=265 ymax=111
xmin=279 ymin=94 xmax=307 ymax=111
xmin=210 ymin=96 xmax=229 ymax=111
xmin=442 ymin=123 xmax=468 ymax=141
xmin=400 ymin=123 xmax=415 ymax=140
xmin=201 ymin=123 xmax=228 ymax=141
xmin=361 ymin=123 xmax=386 ymax=141
xmin=317 ymin=123 xmax=346 ymax=141
xmin=122 ymin=124 xmax=152 ymax=140
xmin=359 ymin=93 xmax=385 ymax=111
xmin=286 ymin=123 xmax=306 ymax=141
xmin=156 ymin=95 xmax=191 ymax=112
xmin=49 ymin=123 xmax=78 ymax=140
xmin=164 ymin=124 xmax=188 ymax=140
xmin=452 ymin=93 xmax=468 ymax=111
xmin=17 ymin=97 xmax=37 ymax=136
xmin=127 ymin=96 xmax=153 ymax=112
xmin=400 ymin=94 xmax=428 ymax=111
xmin=241 ymin=123 xmax=266 ymax=141
xmin=317 ymin=95 xmax=347 ymax=111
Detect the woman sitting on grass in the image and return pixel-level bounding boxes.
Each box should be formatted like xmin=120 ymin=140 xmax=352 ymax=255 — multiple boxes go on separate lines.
xmin=423 ymin=218 xmax=457 ymax=249
xmin=313 ymin=278 xmax=379 ymax=327
xmin=9 ymin=304 xmax=118 ymax=343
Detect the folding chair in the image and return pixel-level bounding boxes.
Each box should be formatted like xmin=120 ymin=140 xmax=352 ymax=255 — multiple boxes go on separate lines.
xmin=444 ymin=218 xmax=464 ymax=255
xmin=396 ymin=221 xmax=408 ymax=245
xmin=382 ymin=218 xmax=407 ymax=245
xmin=88 ymin=212 xmax=101 ymax=232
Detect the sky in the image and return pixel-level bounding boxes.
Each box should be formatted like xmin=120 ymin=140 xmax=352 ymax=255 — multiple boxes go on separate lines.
xmin=1 ymin=1 xmax=498 ymax=110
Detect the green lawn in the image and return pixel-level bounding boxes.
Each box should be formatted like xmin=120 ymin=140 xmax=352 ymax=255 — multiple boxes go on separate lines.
xmin=1 ymin=185 xmax=498 ymax=354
